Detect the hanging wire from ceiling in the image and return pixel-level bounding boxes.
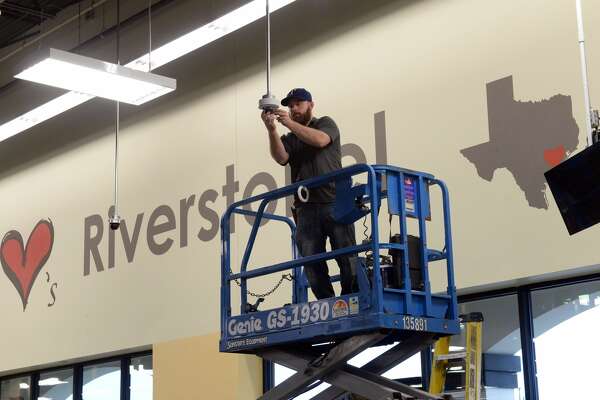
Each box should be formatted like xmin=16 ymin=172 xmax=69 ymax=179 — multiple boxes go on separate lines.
xmin=37 ymin=2 xmax=43 ymax=49
xmin=258 ymin=0 xmax=278 ymax=112
xmin=575 ymin=0 xmax=597 ymax=146
xmin=78 ymin=1 xmax=81 ymax=46
xmin=148 ymin=0 xmax=152 ymax=72
xmin=109 ymin=0 xmax=122 ymax=230
xmin=108 ymin=0 xmax=154 ymax=231
xmin=265 ymin=0 xmax=271 ymax=98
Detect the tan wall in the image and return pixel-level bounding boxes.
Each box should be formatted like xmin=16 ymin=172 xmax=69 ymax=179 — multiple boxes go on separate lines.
xmin=0 ymin=0 xmax=599 ymax=389
xmin=153 ymin=333 xmax=262 ymax=400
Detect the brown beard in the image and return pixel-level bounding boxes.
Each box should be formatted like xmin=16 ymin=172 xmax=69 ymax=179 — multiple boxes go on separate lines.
xmin=292 ymin=109 xmax=312 ymax=125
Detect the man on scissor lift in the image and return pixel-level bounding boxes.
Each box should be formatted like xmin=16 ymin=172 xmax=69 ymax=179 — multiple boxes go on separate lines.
xmin=261 ymin=88 xmax=356 ymax=300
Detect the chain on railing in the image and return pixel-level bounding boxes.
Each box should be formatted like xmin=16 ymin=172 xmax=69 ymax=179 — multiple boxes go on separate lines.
xmin=230 ymin=268 xmax=294 ymax=298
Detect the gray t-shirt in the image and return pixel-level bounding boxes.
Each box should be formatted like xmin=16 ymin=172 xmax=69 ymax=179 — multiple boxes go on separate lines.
xmin=281 ymin=116 xmax=341 ymax=205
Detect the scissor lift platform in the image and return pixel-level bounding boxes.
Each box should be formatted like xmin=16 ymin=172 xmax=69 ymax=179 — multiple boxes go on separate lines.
xmin=222 ymin=292 xmax=458 ymax=354
xmin=219 ymin=164 xmax=460 ymax=399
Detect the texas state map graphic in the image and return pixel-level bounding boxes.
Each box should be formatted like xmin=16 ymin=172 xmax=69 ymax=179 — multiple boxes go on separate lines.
xmin=461 ymin=76 xmax=580 ymax=209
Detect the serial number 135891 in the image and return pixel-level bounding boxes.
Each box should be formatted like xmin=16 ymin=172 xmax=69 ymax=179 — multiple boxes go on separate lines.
xmin=402 ymin=316 xmax=428 ymax=331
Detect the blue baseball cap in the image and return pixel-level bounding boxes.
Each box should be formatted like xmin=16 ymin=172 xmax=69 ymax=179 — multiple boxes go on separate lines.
xmin=281 ymin=88 xmax=312 ymax=106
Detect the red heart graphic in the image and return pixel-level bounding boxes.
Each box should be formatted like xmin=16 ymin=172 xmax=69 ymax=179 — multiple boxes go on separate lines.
xmin=544 ymin=145 xmax=566 ymax=168
xmin=1 ymin=219 xmax=54 ymax=310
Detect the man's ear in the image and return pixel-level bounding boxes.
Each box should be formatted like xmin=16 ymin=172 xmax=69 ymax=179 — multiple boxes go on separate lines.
xmin=309 ymin=101 xmax=315 ymax=110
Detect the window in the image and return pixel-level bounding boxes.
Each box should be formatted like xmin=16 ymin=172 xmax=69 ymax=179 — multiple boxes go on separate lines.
xmin=531 ymin=280 xmax=600 ymax=400
xmin=273 ymin=345 xmax=423 ymax=399
xmin=0 ymin=376 xmax=30 ymax=400
xmin=130 ymin=355 xmax=153 ymax=400
xmin=0 ymin=352 xmax=151 ymax=400
xmin=82 ymin=361 xmax=121 ymax=400
xmin=268 ymin=276 xmax=600 ymax=400
xmin=274 ymin=366 xmax=327 ymax=400
xmin=458 ymin=295 xmax=525 ymax=400
xmin=38 ymin=368 xmax=74 ymax=400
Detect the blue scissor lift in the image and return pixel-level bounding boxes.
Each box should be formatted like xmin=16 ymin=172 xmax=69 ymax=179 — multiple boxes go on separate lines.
xmin=220 ymin=164 xmax=460 ymax=400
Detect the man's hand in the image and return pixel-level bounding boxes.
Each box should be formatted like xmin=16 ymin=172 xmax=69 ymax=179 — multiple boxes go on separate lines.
xmin=261 ymin=110 xmax=277 ymax=132
xmin=274 ymin=109 xmax=294 ymax=128
xmin=264 ymin=110 xmax=290 ymax=165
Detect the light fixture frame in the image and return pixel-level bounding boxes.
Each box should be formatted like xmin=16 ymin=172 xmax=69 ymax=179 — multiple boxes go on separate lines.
xmin=1 ymin=0 xmax=297 ymax=141
xmin=15 ymin=48 xmax=177 ymax=106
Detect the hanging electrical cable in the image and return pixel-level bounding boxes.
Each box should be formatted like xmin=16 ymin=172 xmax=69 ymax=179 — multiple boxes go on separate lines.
xmin=108 ymin=0 xmax=122 ymax=230
xmin=148 ymin=0 xmax=152 ymax=72
xmin=575 ymin=0 xmax=599 ymax=145
xmin=108 ymin=0 xmax=156 ymax=230
xmin=78 ymin=2 xmax=81 ymax=47
xmin=575 ymin=0 xmax=595 ymax=146
xmin=232 ymin=0 xmax=294 ymax=302
xmin=258 ymin=0 xmax=279 ymax=111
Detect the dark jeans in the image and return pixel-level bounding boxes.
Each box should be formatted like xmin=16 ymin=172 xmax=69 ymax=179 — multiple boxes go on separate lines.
xmin=295 ymin=204 xmax=357 ymax=299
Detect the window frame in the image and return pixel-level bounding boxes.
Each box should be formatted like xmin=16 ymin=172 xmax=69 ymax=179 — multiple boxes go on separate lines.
xmin=0 ymin=350 xmax=151 ymax=400
xmin=265 ymin=272 xmax=600 ymax=400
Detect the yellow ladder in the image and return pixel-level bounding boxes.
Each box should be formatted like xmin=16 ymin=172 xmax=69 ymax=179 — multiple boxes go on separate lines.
xmin=429 ymin=312 xmax=483 ymax=400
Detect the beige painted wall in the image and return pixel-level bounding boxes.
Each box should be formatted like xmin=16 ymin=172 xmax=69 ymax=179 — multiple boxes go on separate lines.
xmin=0 ymin=0 xmax=599 ymax=386
xmin=153 ymin=333 xmax=262 ymax=399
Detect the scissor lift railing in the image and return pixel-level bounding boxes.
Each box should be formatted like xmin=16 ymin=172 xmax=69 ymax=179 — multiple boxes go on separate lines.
xmin=219 ymin=164 xmax=460 ymax=400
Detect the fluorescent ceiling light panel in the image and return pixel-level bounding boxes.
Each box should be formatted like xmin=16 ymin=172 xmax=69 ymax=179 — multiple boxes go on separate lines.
xmin=128 ymin=0 xmax=296 ymax=71
xmin=16 ymin=48 xmax=176 ymax=105
xmin=0 ymin=91 xmax=93 ymax=142
xmin=0 ymin=0 xmax=296 ymax=141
